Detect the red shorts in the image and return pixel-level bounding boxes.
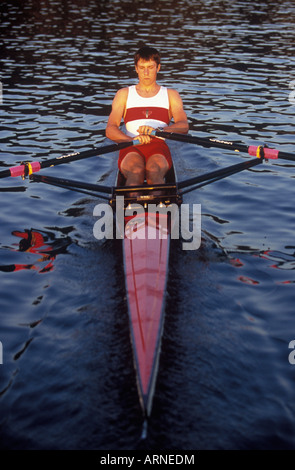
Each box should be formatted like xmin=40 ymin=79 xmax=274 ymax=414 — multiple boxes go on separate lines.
xmin=118 ymin=138 xmax=172 ymax=170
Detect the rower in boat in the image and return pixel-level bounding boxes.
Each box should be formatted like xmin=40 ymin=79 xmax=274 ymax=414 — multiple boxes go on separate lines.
xmin=105 ymin=45 xmax=189 ymax=187
xmin=105 ymin=47 xmax=188 ymax=422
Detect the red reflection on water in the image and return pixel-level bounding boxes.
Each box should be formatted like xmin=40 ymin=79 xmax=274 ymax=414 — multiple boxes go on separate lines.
xmin=238 ymin=275 xmax=259 ymax=285
xmin=12 ymin=229 xmax=55 ymax=273
xmin=230 ymin=258 xmax=244 ymax=267
xmin=1 ymin=229 xmax=71 ymax=274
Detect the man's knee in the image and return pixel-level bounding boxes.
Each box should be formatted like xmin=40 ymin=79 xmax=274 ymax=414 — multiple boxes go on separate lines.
xmin=146 ymin=161 xmax=160 ymax=176
xmin=121 ymin=153 xmax=144 ymax=174
xmin=146 ymin=154 xmax=168 ymax=175
xmin=129 ymin=163 xmax=145 ymax=176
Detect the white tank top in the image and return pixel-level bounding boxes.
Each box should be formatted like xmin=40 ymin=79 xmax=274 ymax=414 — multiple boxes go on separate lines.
xmin=124 ymin=85 xmax=170 ymax=137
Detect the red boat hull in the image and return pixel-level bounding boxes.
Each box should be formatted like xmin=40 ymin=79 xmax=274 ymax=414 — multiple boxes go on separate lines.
xmin=123 ymin=212 xmax=170 ymax=416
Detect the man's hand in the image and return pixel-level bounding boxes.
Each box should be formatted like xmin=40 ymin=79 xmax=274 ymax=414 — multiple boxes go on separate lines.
xmin=135 ymin=125 xmax=155 ymax=144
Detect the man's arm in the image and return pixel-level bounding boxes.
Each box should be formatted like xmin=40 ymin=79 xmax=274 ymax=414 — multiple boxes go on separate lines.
xmin=166 ymin=89 xmax=189 ymax=134
xmin=105 ymin=88 xmax=132 ymax=143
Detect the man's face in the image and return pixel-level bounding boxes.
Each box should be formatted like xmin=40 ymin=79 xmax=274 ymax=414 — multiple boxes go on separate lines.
xmin=135 ymin=59 xmax=161 ymax=84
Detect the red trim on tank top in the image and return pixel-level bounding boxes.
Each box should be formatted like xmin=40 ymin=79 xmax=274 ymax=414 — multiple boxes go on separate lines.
xmin=124 ymin=107 xmax=170 ymax=124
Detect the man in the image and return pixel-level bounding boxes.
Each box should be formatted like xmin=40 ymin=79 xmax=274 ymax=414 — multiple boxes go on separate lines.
xmin=106 ymin=46 xmax=189 ymax=186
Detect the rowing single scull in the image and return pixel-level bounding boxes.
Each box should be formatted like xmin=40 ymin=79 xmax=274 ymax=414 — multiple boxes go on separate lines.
xmin=109 ymin=164 xmax=182 ymax=419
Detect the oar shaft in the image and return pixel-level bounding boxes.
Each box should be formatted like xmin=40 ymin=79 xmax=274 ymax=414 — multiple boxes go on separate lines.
xmin=154 ymin=130 xmax=294 ymax=162
xmin=0 ymin=140 xmax=134 ymax=180
xmin=153 ymin=130 xmax=248 ymax=152
xmin=40 ymin=141 xmax=132 ymax=169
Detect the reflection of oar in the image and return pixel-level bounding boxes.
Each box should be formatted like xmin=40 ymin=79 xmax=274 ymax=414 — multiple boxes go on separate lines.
xmin=153 ymin=130 xmax=295 ymax=162
xmin=0 ymin=140 xmax=135 ymax=180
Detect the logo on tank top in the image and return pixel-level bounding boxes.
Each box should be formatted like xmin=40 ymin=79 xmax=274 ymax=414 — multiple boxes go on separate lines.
xmin=144 ymin=109 xmax=152 ymax=118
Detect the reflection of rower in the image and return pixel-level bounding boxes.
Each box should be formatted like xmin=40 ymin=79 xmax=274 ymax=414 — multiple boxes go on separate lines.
xmin=13 ymin=229 xmax=52 ymax=253
xmin=0 ymin=229 xmax=71 ymax=274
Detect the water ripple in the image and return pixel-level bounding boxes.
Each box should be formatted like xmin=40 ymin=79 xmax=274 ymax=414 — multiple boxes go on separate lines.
xmin=1 ymin=0 xmax=295 ymax=451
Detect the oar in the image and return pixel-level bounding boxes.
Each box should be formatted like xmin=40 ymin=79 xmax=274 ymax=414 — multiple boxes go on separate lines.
xmin=0 ymin=140 xmax=135 ymax=180
xmin=153 ymin=130 xmax=294 ymax=162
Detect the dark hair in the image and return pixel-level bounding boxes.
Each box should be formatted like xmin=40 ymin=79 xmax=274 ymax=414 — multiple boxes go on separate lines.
xmin=134 ymin=46 xmax=161 ymax=66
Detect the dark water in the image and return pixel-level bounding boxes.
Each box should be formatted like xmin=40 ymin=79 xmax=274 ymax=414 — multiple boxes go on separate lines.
xmin=1 ymin=0 xmax=295 ymax=451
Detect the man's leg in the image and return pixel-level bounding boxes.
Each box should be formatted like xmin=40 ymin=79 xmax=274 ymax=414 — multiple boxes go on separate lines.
xmin=120 ymin=151 xmax=145 ymax=185
xmin=146 ymin=154 xmax=169 ymax=185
